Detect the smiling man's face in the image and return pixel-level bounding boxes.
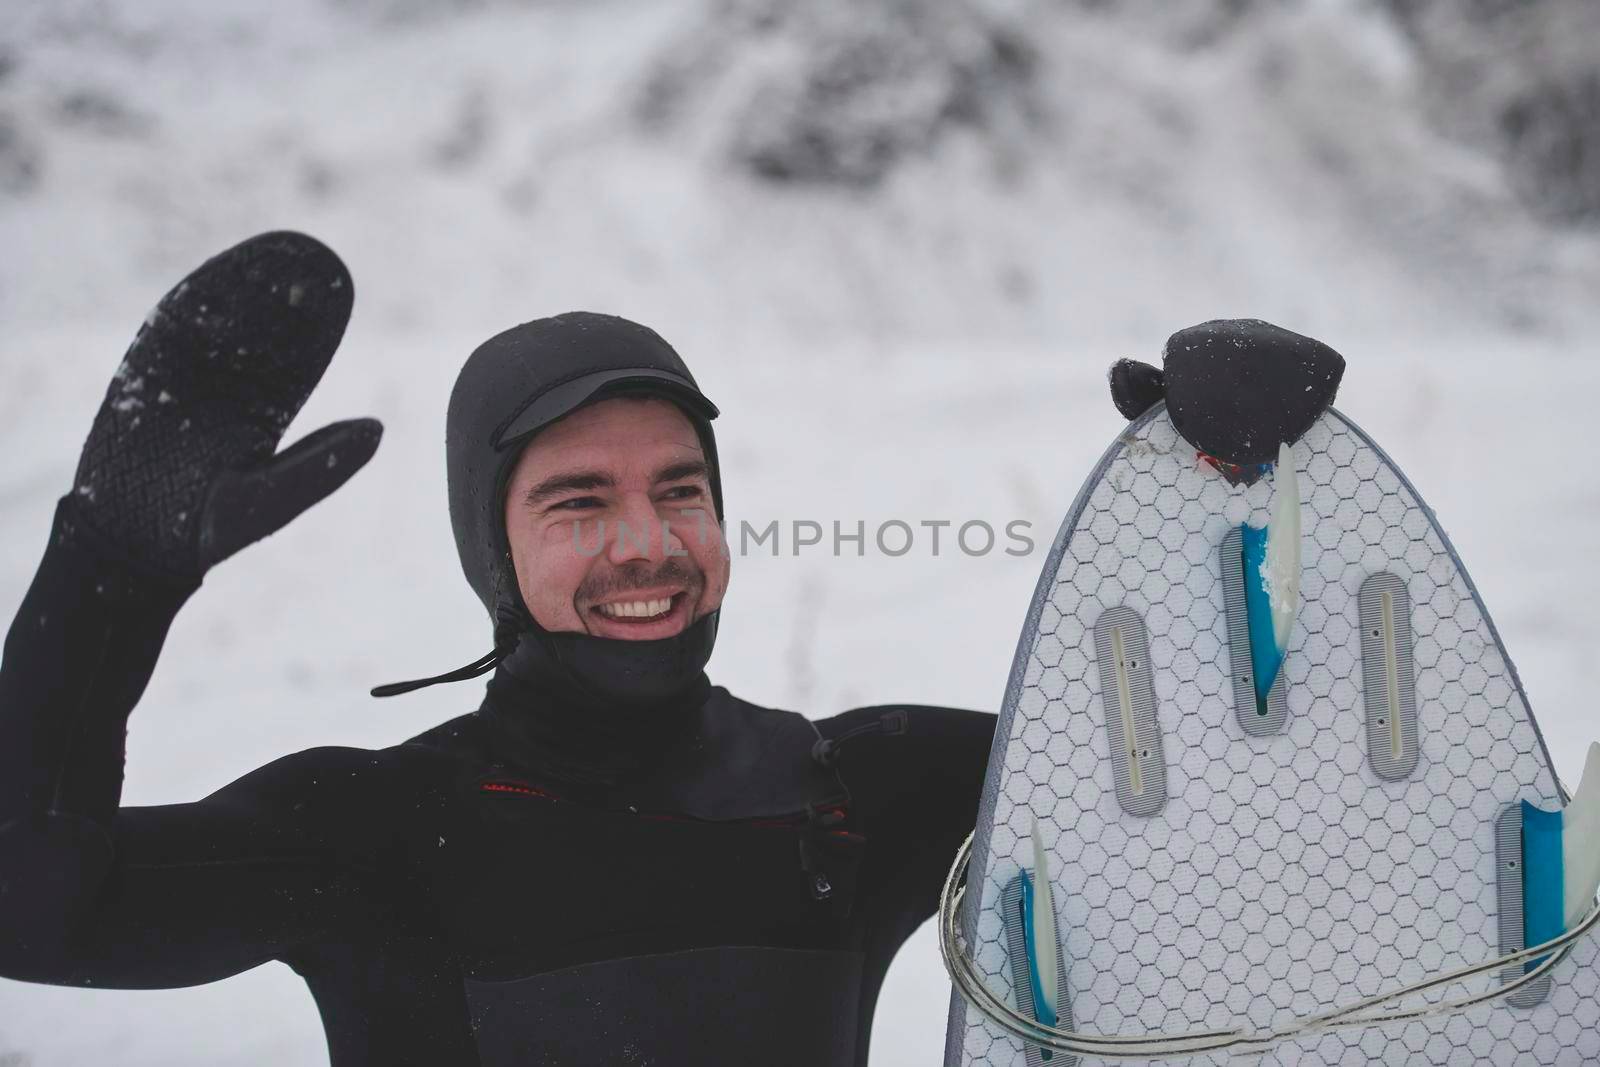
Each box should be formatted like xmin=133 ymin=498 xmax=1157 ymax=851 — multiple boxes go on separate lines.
xmin=502 ymin=395 xmax=729 ymax=641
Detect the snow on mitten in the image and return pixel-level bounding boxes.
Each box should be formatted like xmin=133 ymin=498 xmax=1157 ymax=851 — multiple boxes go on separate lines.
xmin=68 ymin=231 xmax=382 ymax=579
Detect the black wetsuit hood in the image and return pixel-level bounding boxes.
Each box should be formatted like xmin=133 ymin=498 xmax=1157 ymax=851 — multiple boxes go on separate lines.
xmin=372 ymin=312 xmax=725 ymax=733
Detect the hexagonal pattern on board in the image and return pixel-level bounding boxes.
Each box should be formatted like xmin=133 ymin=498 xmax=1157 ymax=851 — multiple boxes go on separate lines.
xmin=944 ymin=405 xmax=1600 ymax=1066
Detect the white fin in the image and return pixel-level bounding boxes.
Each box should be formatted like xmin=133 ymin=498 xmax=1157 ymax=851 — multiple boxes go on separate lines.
xmin=1565 ymin=743 xmax=1600 ymax=833
xmin=1264 ymin=441 xmax=1302 ymax=654
xmin=1564 ymin=742 xmax=1600 ymax=930
xmin=1030 ymin=814 xmax=1059 ymax=1010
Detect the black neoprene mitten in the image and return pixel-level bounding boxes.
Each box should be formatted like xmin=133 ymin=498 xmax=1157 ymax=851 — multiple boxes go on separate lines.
xmin=68 ymin=231 xmax=382 ymax=579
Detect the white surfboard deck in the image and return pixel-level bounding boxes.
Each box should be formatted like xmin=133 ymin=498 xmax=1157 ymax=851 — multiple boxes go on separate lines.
xmin=944 ymin=403 xmax=1600 ymax=1065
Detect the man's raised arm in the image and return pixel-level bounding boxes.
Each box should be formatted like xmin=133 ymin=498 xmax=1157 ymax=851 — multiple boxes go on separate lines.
xmin=0 ymin=232 xmax=387 ymax=986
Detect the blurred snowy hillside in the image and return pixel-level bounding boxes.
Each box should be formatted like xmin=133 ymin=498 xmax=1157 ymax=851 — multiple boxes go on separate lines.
xmin=2 ymin=0 xmax=1598 ymax=1064
xmin=5 ymin=0 xmax=1598 ymax=344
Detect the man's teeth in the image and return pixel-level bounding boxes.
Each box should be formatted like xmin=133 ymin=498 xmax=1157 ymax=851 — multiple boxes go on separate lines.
xmin=597 ymin=598 xmax=674 ymax=619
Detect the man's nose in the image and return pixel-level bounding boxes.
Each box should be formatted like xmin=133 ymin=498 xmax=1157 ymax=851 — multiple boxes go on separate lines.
xmin=606 ymin=494 xmax=687 ymax=565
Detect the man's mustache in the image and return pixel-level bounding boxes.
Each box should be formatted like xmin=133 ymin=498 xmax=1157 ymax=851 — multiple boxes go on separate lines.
xmin=576 ymin=559 xmax=703 ymax=602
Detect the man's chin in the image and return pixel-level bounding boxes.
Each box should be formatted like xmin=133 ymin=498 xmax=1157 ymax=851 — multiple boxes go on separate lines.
xmin=582 ymin=592 xmax=697 ymax=641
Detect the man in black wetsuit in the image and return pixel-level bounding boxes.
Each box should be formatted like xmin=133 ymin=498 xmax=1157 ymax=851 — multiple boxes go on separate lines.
xmin=0 ymin=231 xmax=996 ymax=1065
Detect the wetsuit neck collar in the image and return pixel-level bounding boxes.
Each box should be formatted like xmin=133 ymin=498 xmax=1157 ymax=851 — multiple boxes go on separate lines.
xmin=478 ymin=614 xmax=717 ymax=787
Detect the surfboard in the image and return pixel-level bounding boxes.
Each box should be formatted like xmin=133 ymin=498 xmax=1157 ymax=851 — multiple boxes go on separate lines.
xmin=942 ymin=367 xmax=1600 ymax=1065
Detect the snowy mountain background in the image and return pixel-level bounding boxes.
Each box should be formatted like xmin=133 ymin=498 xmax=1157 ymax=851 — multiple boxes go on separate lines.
xmin=2 ymin=0 xmax=1598 ymax=1062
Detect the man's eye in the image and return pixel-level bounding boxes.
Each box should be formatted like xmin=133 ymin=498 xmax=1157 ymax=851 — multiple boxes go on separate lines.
xmin=552 ymin=497 xmax=601 ymax=511
xmin=664 ymin=485 xmax=703 ymax=500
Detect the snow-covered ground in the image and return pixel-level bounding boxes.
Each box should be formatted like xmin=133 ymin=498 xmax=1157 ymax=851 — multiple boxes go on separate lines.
xmin=2 ymin=0 xmax=1598 ymax=1063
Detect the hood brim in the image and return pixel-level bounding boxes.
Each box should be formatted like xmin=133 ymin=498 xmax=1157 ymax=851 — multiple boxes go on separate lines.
xmin=493 ymin=368 xmax=719 ymax=451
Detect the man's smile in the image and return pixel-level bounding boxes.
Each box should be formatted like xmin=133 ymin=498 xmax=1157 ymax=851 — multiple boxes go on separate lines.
xmin=584 ymin=587 xmax=694 ymax=640
xmin=596 ymin=598 xmax=674 ymax=619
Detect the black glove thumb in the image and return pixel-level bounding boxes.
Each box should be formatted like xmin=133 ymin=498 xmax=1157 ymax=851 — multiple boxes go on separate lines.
xmin=198 ymin=417 xmax=383 ymax=572
xmin=1108 ymin=358 xmax=1167 ymax=420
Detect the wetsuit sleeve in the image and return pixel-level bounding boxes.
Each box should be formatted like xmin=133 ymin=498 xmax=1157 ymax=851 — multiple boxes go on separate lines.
xmin=0 ymin=496 xmax=403 ymax=989
xmin=827 ymin=704 xmax=997 ymax=921
xmin=820 ymin=703 xmax=997 ymax=1063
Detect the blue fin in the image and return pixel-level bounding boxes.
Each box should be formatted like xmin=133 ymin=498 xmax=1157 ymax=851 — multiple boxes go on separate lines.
xmin=1522 ymin=800 xmax=1564 ymax=972
xmin=1020 ymin=871 xmax=1060 ymax=1035
xmin=1240 ymin=523 xmax=1281 ymax=712
xmin=1239 ymin=444 xmax=1302 ymax=712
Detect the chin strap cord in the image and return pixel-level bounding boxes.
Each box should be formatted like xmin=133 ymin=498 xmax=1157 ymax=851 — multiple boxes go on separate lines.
xmin=370 ymin=643 xmax=515 ymax=698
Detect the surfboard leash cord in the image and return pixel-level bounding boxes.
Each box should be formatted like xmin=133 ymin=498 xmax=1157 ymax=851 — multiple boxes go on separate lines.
xmin=938 ymin=830 xmax=1600 ymax=1060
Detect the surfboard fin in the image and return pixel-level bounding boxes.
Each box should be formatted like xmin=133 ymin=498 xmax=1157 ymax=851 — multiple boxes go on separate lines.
xmin=1560 ymin=743 xmax=1600 ymax=931
xmin=1240 ymin=442 xmax=1301 ymax=712
xmin=997 ymin=818 xmax=1077 ymax=1064
xmin=1520 ymin=742 xmax=1600 ymax=969
xmin=1027 ymin=817 xmax=1059 ymax=1021
xmin=999 ymin=816 xmax=1064 ymax=1060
